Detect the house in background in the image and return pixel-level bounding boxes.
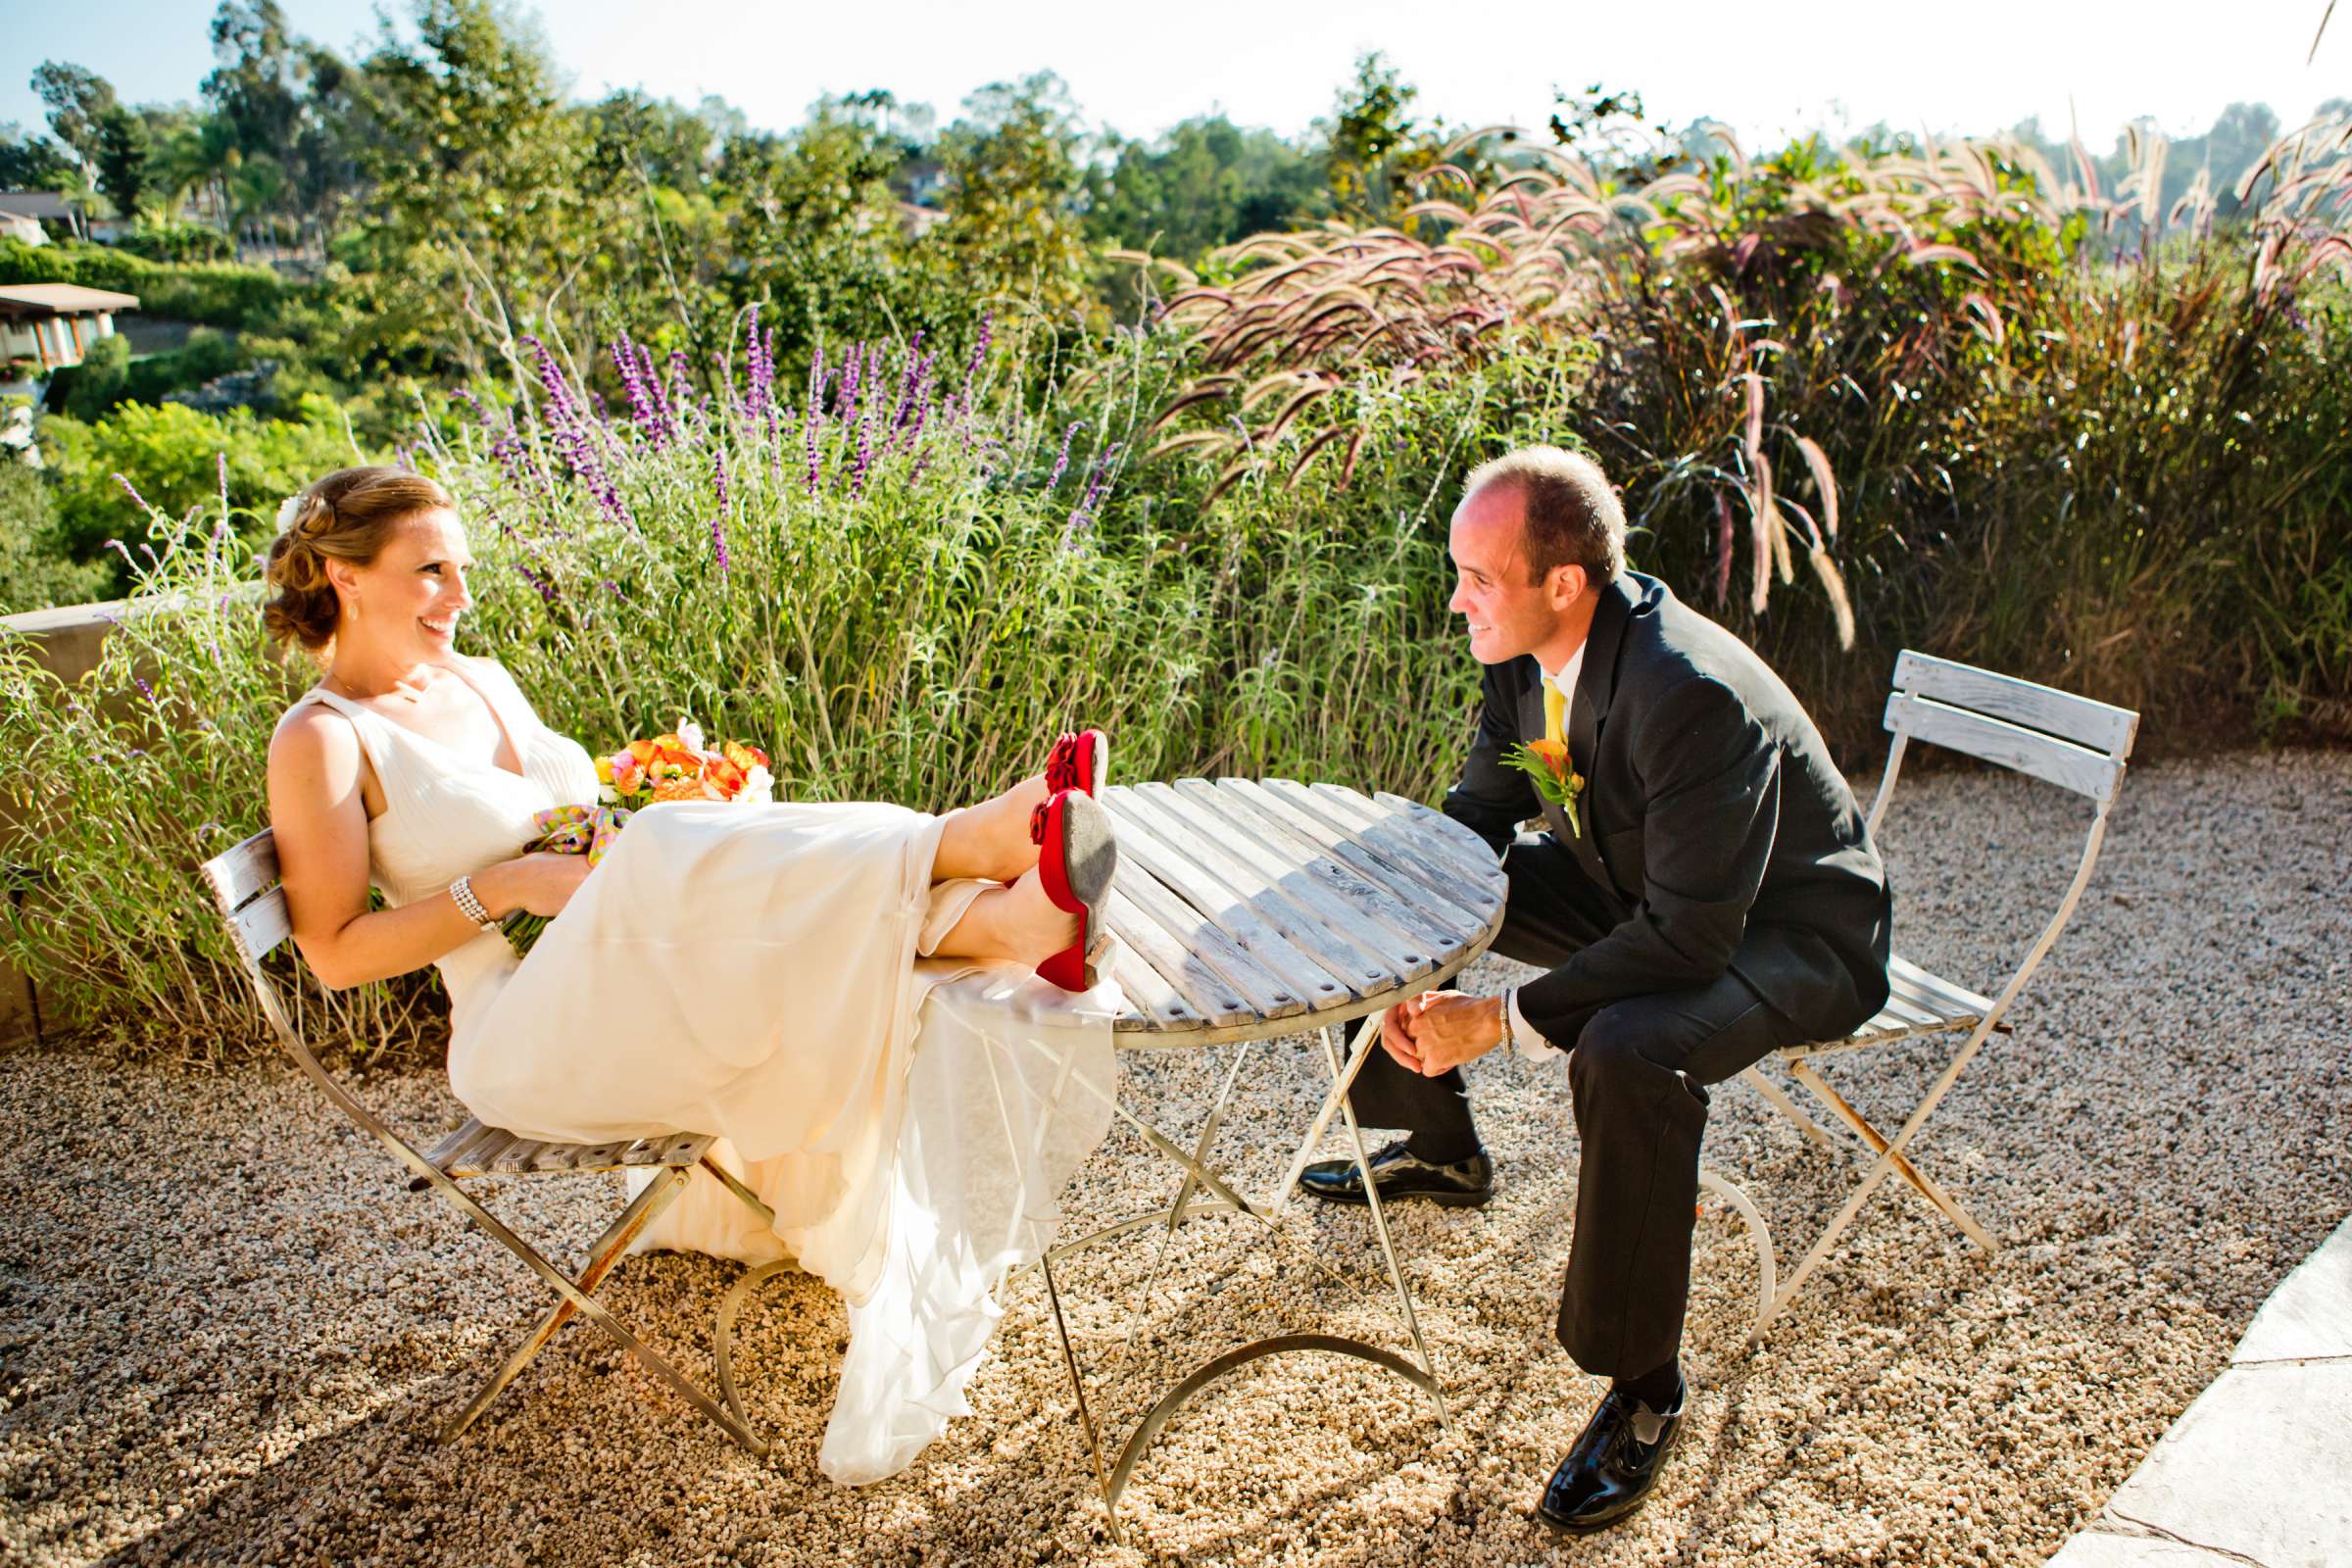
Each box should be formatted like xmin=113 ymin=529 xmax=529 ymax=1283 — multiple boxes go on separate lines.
xmin=0 ymin=191 xmax=82 ymax=245
xmin=0 ymin=283 xmax=140 ymax=370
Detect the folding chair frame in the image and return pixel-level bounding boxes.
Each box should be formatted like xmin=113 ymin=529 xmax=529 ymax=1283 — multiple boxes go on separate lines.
xmin=198 ymin=827 xmax=779 ymax=1452
xmin=1736 ymin=651 xmax=2140 ymax=1337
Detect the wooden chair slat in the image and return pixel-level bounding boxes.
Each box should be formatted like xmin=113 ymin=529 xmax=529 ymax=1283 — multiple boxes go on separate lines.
xmin=617 ymin=1137 xmax=667 ymax=1165
xmin=655 ymin=1133 xmax=711 ymax=1166
xmin=570 ymin=1140 xmax=637 ymax=1170
xmin=1100 ymin=789 xmax=1387 ymax=1002
xmin=450 ymin=1127 xmax=515 ymax=1177
xmin=1889 ymin=955 xmax=1996 ymax=1016
xmin=1893 ymin=651 xmax=2139 ymax=757
xmin=1191 ymin=778 xmax=1490 ymax=948
xmin=492 ymin=1139 xmax=547 ymax=1173
xmin=1255 ymin=778 xmax=1503 ymax=927
xmin=200 ymin=830 xmax=280 ymax=912
xmin=424 ymin=1119 xmax=484 ymax=1169
xmin=1885 ymin=691 xmax=2124 ymax=803
xmin=528 ymin=1143 xmax=586 ymax=1171
xmin=1121 ymin=783 xmax=1430 ymax=988
xmin=225 ymin=888 xmax=293 ymax=964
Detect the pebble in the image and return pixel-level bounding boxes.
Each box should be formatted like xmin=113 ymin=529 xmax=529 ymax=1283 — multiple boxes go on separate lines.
xmin=0 ymin=750 xmax=2344 ymax=1566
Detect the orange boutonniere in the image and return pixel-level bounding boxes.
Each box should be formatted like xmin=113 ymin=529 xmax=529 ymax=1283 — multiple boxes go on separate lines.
xmin=1503 ymin=738 xmax=1586 ymax=837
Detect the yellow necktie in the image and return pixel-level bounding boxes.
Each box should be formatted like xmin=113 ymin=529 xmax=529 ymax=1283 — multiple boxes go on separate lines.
xmin=1544 ymin=679 xmax=1567 ymax=746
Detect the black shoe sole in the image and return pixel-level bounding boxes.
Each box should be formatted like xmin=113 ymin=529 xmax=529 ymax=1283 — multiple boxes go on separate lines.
xmin=1297 ymin=1181 xmax=1493 ymax=1209
xmin=1535 ymin=1493 xmax=1653 ymax=1536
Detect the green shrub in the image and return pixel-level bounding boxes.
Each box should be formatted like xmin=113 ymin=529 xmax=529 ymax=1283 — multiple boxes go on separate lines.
xmin=37 ymin=399 xmax=372 ymax=595
xmin=0 ymin=321 xmax=1494 ymax=1058
xmin=0 ymin=238 xmax=302 ymax=332
xmin=112 ymin=220 xmax=234 ymax=265
xmin=0 ymin=461 xmax=108 ymax=614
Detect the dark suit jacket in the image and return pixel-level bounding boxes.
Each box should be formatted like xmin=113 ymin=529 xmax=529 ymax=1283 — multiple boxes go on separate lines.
xmin=1443 ymin=570 xmax=1892 ymax=1045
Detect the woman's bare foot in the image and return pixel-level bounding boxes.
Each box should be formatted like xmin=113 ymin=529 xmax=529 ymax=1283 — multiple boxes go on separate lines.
xmin=931 ymin=773 xmax=1052 ymax=883
xmin=928 ymin=867 xmax=1080 ymax=964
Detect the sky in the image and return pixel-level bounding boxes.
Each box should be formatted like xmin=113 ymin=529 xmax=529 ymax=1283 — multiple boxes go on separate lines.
xmin=8 ymin=0 xmax=2346 ymax=156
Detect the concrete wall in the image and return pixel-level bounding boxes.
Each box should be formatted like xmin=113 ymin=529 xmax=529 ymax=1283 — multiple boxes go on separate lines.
xmin=2 ymin=597 xmax=155 ymax=1044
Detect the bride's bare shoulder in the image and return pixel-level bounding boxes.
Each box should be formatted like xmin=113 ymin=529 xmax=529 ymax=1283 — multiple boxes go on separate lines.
xmin=269 ymin=694 xmax=355 ymax=770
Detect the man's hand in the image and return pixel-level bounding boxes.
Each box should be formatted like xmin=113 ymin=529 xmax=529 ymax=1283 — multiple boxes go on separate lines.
xmin=1408 ymin=989 xmax=1506 ymax=1075
xmin=1377 ymin=996 xmax=1428 ymax=1074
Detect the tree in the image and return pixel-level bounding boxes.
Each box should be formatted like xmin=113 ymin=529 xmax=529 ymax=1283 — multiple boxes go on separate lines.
xmin=348 ymin=0 xmax=599 ymax=368
xmin=1320 ymin=53 xmax=1440 ymax=221
xmin=30 ymin=62 xmax=117 ymax=173
xmin=0 ymin=122 xmax=74 ymax=190
xmin=93 ymin=105 xmax=152 ymax=218
xmin=1086 ymin=115 xmax=1329 ymax=262
xmin=933 ymin=73 xmax=1095 ymax=319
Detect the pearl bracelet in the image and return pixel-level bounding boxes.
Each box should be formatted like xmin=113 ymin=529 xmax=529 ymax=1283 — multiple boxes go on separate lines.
xmin=449 ymin=874 xmax=497 ymax=929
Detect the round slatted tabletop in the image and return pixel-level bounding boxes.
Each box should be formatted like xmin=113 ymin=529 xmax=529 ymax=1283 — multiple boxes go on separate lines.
xmin=1096 ymin=778 xmax=1508 ymax=1047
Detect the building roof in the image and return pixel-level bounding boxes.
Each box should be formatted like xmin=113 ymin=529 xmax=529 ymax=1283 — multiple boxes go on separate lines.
xmin=0 ymin=282 xmax=140 ymax=315
xmin=0 ymin=191 xmax=77 ymax=221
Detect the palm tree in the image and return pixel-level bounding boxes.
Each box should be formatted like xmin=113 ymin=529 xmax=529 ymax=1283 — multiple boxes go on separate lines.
xmin=151 ymin=113 xmax=242 ymax=234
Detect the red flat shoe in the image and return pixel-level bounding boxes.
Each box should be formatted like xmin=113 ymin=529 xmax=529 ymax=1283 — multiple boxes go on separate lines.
xmin=1044 ymin=728 xmax=1108 ymax=798
xmin=1030 ymin=787 xmax=1117 ymax=991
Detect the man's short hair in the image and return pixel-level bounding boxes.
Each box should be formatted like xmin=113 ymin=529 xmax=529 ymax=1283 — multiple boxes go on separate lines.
xmin=1462 ymin=445 xmax=1626 ymax=587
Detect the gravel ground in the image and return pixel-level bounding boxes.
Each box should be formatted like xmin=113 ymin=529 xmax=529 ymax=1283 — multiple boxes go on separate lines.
xmin=3 ymin=750 xmax=2347 ymax=1568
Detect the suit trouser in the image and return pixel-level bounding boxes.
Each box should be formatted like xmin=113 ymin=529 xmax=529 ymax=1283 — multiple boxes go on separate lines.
xmin=1343 ymin=832 xmax=1820 ymax=1381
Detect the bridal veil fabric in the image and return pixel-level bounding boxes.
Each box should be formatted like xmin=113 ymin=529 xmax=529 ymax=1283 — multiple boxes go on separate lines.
xmin=293 ymin=660 xmax=1117 ymax=1482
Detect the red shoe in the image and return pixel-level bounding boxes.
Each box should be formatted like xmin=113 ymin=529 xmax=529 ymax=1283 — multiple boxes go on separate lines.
xmin=1030 ymin=787 xmax=1117 ymax=992
xmin=1044 ymin=728 xmax=1108 ymax=798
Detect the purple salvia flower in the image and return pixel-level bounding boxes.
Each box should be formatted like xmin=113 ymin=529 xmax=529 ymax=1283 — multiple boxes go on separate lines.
xmin=612 ymin=333 xmax=664 ymax=448
xmin=806 ymin=343 xmax=827 ymax=426
xmin=745 ymin=306 xmax=771 ymax=426
xmin=1068 ymin=441 xmax=1123 ymax=532
xmin=838 ymin=342 xmax=863 ymax=423
xmin=114 ymin=473 xmax=149 ymax=512
xmin=849 ymin=410 xmax=874 ymax=498
xmin=134 ymin=674 xmax=156 ymax=705
xmin=710 ymin=514 xmax=730 ymax=574
xmin=515 ymin=564 xmax=558 ymax=607
xmin=965 ymin=309 xmax=993 ymax=381
xmin=710 ymin=449 xmax=730 ymax=514
xmin=1046 ymin=421 xmax=1081 ymax=493
xmin=804 ymin=410 xmax=823 ymax=496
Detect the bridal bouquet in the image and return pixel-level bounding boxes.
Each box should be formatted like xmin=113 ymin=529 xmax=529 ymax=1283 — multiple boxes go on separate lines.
xmin=502 ymin=718 xmax=774 ymax=958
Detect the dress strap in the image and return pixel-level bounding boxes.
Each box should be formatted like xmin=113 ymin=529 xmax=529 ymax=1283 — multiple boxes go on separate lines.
xmin=293 ymin=687 xmax=393 ymax=812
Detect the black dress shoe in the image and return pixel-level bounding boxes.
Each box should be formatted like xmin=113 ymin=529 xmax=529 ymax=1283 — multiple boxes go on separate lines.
xmin=1298 ymin=1139 xmax=1494 ymax=1208
xmin=1535 ymin=1385 xmax=1686 ymax=1534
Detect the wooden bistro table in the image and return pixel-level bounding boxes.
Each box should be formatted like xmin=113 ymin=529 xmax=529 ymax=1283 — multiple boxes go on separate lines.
xmin=1033 ymin=777 xmax=1506 ymax=1535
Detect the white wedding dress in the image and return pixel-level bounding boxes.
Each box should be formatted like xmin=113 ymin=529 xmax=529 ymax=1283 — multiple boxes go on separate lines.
xmin=294 ymin=659 xmax=1118 ymax=1482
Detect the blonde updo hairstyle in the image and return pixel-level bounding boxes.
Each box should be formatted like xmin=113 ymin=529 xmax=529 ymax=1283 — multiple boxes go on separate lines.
xmin=264 ymin=466 xmax=456 ymax=660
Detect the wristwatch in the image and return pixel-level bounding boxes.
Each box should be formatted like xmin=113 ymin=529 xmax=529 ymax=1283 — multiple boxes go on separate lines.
xmin=449 ymin=874 xmax=498 ymax=930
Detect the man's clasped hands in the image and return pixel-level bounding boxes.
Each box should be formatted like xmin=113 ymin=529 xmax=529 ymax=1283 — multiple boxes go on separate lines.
xmin=1379 ymin=989 xmax=1511 ymax=1076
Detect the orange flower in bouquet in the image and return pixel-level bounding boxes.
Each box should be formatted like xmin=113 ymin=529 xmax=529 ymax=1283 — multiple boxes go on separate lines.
xmin=596 ymin=717 xmax=773 ymax=807
xmin=504 ymin=717 xmax=773 ymax=958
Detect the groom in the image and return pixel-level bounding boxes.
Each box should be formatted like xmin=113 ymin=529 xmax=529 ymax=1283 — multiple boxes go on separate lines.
xmin=1299 ymin=446 xmax=1891 ymax=1532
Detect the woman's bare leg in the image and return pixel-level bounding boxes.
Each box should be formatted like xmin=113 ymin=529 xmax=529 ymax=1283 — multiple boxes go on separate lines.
xmin=931 ymin=773 xmax=1052 ymax=884
xmin=927 ymin=867 xmax=1080 ymax=963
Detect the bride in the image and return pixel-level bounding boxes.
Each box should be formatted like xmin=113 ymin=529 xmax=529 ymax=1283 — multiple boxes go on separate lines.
xmin=263 ymin=465 xmax=1122 ymax=1481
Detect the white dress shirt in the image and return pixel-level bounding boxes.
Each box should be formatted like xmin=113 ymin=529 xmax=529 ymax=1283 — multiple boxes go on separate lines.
xmin=1506 ymin=640 xmax=1586 ymax=1060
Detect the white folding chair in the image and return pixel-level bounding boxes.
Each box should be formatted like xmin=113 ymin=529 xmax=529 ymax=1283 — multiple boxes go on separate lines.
xmin=198 ymin=826 xmax=781 ymax=1450
xmin=1735 ymin=651 xmax=2140 ymax=1336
